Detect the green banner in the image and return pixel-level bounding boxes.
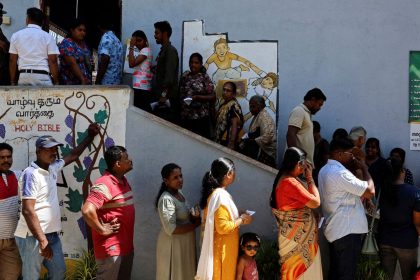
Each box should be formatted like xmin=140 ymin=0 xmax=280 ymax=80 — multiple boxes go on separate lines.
xmin=409 ymin=51 xmax=420 ymax=122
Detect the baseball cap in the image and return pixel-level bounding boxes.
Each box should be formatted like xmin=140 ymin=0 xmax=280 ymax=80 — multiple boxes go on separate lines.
xmin=0 ymin=3 xmax=7 ymax=15
xmin=35 ymin=135 xmax=63 ymax=149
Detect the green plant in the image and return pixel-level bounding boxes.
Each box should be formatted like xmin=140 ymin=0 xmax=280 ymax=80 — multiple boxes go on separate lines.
xmin=356 ymin=254 xmax=388 ymax=280
xmin=65 ymin=249 xmax=97 ymax=280
xmin=255 ymin=239 xmax=280 ymax=280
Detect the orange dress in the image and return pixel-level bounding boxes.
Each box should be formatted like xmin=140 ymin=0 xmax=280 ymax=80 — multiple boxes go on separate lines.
xmin=203 ymin=203 xmax=239 ymax=280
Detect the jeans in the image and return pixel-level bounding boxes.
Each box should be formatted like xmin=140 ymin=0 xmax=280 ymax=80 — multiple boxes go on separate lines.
xmin=15 ymin=232 xmax=66 ymax=280
xmin=379 ymin=244 xmax=417 ymax=280
xmin=328 ymin=233 xmax=363 ymax=280
xmin=96 ymin=252 xmax=134 ymax=280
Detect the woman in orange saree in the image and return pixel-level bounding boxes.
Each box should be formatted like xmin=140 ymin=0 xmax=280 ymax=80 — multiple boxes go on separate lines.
xmin=270 ymin=147 xmax=323 ymax=280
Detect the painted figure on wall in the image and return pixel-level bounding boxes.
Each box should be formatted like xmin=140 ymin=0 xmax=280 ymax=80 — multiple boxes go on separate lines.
xmin=245 ymin=72 xmax=278 ymax=121
xmin=205 ymin=38 xmax=263 ymax=85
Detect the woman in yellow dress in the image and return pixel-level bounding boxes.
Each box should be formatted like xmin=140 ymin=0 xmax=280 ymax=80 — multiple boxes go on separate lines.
xmin=196 ymin=158 xmax=253 ymax=280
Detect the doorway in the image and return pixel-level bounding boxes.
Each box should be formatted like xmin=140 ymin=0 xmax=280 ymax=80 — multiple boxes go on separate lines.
xmin=41 ymin=0 xmax=122 ymax=49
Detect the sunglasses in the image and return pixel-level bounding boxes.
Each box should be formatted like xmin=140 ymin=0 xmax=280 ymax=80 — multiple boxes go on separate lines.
xmin=244 ymin=245 xmax=260 ymax=251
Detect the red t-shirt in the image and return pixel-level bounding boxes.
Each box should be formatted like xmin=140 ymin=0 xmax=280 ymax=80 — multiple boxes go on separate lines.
xmin=275 ymin=177 xmax=312 ymax=211
xmin=86 ymin=171 xmax=135 ymax=259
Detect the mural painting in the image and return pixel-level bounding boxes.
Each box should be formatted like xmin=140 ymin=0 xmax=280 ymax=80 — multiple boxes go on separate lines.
xmin=0 ymin=87 xmax=130 ymax=262
xmin=182 ymin=20 xmax=279 ymax=130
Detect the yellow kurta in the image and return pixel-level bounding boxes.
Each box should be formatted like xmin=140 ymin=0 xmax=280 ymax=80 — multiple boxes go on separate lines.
xmin=204 ymin=204 xmax=239 ymax=280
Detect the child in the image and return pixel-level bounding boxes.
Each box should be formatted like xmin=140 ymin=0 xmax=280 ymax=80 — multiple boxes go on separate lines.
xmin=236 ymin=232 xmax=260 ymax=280
xmin=205 ymin=38 xmax=263 ymax=84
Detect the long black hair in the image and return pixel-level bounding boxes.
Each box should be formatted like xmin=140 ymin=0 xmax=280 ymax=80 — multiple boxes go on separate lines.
xmin=155 ymin=163 xmax=181 ymax=208
xmin=199 ymin=158 xmax=235 ymax=209
xmin=381 ymin=158 xmax=404 ymax=207
xmin=269 ymin=147 xmax=306 ymax=208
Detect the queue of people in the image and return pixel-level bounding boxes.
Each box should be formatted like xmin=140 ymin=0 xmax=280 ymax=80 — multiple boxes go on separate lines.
xmin=0 ymin=6 xmax=277 ymax=167
xmin=0 ymin=4 xmax=419 ymax=280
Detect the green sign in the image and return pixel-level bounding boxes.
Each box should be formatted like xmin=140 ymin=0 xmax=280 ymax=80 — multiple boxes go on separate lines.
xmin=409 ymin=51 xmax=420 ymax=122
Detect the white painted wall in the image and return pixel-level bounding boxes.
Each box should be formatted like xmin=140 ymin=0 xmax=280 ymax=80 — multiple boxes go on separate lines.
xmin=1 ymin=0 xmax=39 ymax=38
xmin=122 ymin=0 xmax=420 ymax=184
xmin=126 ymin=107 xmax=277 ymax=279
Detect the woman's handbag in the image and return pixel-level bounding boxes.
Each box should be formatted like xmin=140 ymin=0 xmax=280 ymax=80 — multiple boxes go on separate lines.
xmin=361 ymin=192 xmax=380 ymax=255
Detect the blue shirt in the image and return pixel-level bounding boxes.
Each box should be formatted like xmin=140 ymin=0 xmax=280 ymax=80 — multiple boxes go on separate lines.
xmin=378 ymin=183 xmax=420 ymax=249
xmin=98 ymin=31 xmax=123 ymax=85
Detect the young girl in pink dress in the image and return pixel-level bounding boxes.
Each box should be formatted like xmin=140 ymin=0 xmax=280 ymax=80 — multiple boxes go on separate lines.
xmin=236 ymin=232 xmax=260 ymax=280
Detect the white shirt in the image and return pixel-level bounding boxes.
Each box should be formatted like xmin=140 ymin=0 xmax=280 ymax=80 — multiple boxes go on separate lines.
xmin=318 ymin=159 xmax=368 ymax=242
xmin=287 ymin=104 xmax=315 ymax=166
xmin=9 ymin=24 xmax=59 ymax=72
xmin=15 ymin=160 xmax=64 ymax=238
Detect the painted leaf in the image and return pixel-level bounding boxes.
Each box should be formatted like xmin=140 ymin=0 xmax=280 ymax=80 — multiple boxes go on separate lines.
xmin=94 ymin=110 xmax=108 ymax=124
xmin=76 ymin=130 xmax=91 ymax=151
xmin=0 ymin=124 xmax=5 ymax=138
xmin=73 ymin=165 xmax=88 ymax=182
xmin=98 ymin=158 xmax=107 ymax=175
xmin=76 ymin=131 xmax=88 ymax=145
xmin=64 ymin=187 xmax=83 ymax=213
xmin=60 ymin=144 xmax=72 ymax=158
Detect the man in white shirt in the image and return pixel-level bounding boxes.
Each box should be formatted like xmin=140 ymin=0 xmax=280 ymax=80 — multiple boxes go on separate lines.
xmin=286 ymin=88 xmax=326 ymax=167
xmin=318 ymin=138 xmax=375 ymax=280
xmin=9 ymin=7 xmax=59 ymax=86
xmin=15 ymin=124 xmax=99 ymax=280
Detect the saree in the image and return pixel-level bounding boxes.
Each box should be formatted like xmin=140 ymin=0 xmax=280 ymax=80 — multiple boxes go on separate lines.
xmin=272 ymin=206 xmax=322 ymax=280
xmin=214 ymin=99 xmax=244 ymax=145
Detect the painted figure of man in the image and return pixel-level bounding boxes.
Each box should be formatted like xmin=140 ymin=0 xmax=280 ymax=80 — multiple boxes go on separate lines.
xmin=0 ymin=143 xmax=22 ymax=279
xmin=9 ymin=7 xmax=59 ymax=86
xmin=14 ymin=124 xmax=99 ymax=280
xmin=286 ymin=88 xmax=326 ymax=167
xmin=82 ymin=146 xmax=135 ymax=280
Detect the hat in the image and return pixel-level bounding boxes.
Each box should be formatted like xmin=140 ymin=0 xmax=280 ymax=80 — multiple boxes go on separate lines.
xmin=0 ymin=3 xmax=7 ymax=15
xmin=35 ymin=136 xmax=63 ymax=149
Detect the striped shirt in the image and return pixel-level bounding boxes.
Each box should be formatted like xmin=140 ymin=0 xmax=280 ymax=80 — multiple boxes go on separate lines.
xmin=0 ymin=171 xmax=20 ymax=239
xmin=86 ymin=171 xmax=135 ymax=259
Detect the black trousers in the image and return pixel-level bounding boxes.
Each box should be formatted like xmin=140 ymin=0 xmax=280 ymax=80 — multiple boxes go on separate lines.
xmin=328 ymin=233 xmax=362 ymax=280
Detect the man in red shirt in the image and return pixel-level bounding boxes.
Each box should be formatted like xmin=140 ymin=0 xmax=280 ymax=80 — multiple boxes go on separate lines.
xmin=82 ymin=146 xmax=135 ymax=280
xmin=0 ymin=142 xmax=22 ymax=279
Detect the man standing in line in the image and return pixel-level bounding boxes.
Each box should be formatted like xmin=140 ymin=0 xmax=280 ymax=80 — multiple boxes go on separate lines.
xmin=82 ymin=146 xmax=135 ymax=280
xmin=0 ymin=143 xmax=22 ymax=279
xmin=14 ymin=124 xmax=99 ymax=280
xmin=0 ymin=3 xmax=10 ymax=85
xmin=9 ymin=7 xmax=59 ymax=86
xmin=95 ymin=20 xmax=123 ymax=85
xmin=153 ymin=21 xmax=179 ymax=120
xmin=318 ymin=138 xmax=375 ymax=280
xmin=286 ymin=88 xmax=326 ymax=168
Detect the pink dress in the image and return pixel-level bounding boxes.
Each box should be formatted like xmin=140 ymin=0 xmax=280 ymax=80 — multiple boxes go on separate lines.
xmin=242 ymin=259 xmax=259 ymax=280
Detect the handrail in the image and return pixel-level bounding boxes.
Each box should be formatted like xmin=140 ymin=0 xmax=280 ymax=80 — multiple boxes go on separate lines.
xmin=49 ymin=21 xmax=67 ymax=44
